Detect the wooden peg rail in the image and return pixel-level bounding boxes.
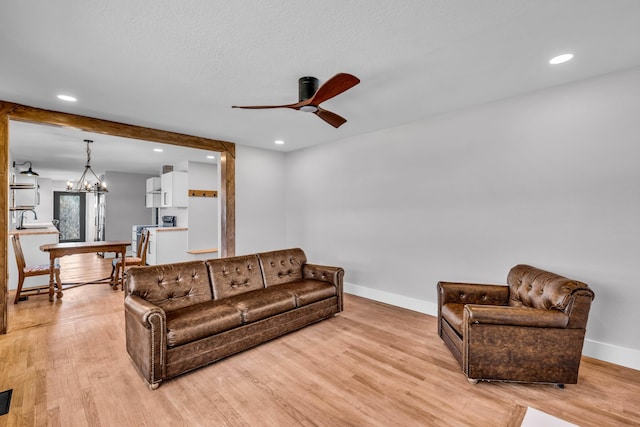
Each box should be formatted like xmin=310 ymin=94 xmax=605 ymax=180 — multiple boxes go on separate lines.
xmin=188 ymin=190 xmax=218 ymax=198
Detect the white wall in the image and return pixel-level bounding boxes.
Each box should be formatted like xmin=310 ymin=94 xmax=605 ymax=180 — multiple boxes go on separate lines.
xmin=34 ymin=177 xmax=53 ymax=222
xmin=284 ymin=66 xmax=640 ymax=370
xmin=104 ymin=171 xmax=155 ymax=245
xmin=235 ymin=145 xmax=287 ymax=255
xmin=187 ymin=161 xmax=218 ymax=252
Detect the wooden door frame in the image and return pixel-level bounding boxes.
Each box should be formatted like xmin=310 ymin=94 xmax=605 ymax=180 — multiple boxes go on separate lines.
xmin=0 ymin=100 xmax=236 ymax=334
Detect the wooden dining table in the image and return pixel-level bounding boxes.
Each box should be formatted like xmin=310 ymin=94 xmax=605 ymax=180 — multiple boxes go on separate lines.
xmin=39 ymin=240 xmax=131 ymax=301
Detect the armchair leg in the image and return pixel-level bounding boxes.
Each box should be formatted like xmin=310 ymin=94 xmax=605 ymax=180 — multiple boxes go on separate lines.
xmin=556 ymin=383 xmax=565 ymax=389
xmin=467 ymin=378 xmax=479 ymax=384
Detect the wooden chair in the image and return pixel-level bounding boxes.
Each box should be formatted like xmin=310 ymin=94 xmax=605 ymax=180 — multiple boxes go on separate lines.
xmin=11 ymin=234 xmax=62 ymax=304
xmin=112 ymin=228 xmax=150 ymax=288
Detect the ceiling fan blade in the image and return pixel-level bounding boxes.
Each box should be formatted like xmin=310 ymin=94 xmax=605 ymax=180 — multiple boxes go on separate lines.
xmin=309 ymin=73 xmax=360 ymax=105
xmin=314 ymin=107 xmax=347 ymax=128
xmin=232 ymin=102 xmax=300 ymax=110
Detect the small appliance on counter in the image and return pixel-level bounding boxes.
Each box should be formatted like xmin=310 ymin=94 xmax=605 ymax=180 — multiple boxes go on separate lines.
xmin=162 ymin=215 xmax=176 ymax=227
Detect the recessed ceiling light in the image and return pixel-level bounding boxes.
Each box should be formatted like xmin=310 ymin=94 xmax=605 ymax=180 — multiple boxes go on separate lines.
xmin=153 ymin=148 xmax=163 ymax=152
xmin=274 ymin=140 xmax=285 ymax=145
xmin=57 ymin=94 xmax=77 ymax=102
xmin=549 ymin=53 xmax=574 ymax=65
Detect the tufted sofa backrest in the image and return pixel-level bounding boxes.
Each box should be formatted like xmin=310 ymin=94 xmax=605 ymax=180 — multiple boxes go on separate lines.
xmin=258 ymin=248 xmax=307 ymax=287
xmin=127 ymin=261 xmax=212 ymax=312
xmin=507 ymin=264 xmax=594 ymax=312
xmin=206 ymin=254 xmax=265 ymax=299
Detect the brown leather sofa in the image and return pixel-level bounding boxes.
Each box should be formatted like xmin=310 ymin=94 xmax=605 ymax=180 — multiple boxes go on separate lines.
xmin=438 ymin=264 xmax=595 ymax=386
xmin=124 ymin=248 xmax=343 ymax=389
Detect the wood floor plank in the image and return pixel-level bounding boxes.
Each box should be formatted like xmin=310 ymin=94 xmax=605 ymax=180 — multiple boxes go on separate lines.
xmin=1 ymin=254 xmax=639 ymax=426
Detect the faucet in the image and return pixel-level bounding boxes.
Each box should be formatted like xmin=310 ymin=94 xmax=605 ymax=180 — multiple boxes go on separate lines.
xmin=17 ymin=209 xmax=37 ymax=230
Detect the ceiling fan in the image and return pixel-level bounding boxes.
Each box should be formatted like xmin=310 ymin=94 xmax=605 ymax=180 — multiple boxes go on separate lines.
xmin=232 ymin=73 xmax=360 ymax=128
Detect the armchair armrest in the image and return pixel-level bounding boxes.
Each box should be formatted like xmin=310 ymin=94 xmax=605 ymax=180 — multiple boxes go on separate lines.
xmin=464 ymin=304 xmax=569 ymax=328
xmin=303 ymin=263 xmax=345 ymax=312
xmin=124 ymin=295 xmax=167 ymax=389
xmin=438 ymin=281 xmax=509 ymax=306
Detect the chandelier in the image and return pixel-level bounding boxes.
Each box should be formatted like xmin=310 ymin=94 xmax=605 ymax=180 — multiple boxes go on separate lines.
xmin=66 ymin=139 xmax=108 ymax=193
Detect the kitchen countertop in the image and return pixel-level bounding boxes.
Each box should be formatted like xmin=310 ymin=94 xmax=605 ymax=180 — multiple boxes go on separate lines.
xmin=153 ymin=227 xmax=188 ymax=232
xmin=9 ymin=222 xmax=59 ymax=236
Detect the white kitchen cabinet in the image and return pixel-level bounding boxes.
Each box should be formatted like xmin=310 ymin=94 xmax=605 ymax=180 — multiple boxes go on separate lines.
xmin=160 ymin=172 xmax=188 ymax=207
xmin=145 ymin=193 xmax=160 ymax=208
xmin=145 ymin=177 xmax=161 ymax=208
xmin=146 ymin=177 xmax=161 ymax=192
xmin=146 ymin=227 xmax=189 ymax=265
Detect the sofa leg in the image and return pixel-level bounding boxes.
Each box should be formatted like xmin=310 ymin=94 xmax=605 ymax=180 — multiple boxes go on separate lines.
xmin=556 ymin=383 xmax=565 ymax=389
xmin=467 ymin=378 xmax=479 ymax=384
xmin=149 ymin=381 xmax=161 ymax=390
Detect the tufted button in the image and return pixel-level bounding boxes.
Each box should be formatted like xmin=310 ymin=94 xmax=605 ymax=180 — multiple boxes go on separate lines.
xmin=480 ymin=294 xmax=487 ymax=301
xmin=459 ymin=292 xmax=465 ymax=299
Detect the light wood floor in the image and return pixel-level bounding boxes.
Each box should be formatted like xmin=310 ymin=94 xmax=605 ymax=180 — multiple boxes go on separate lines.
xmin=1 ymin=254 xmax=639 ymax=426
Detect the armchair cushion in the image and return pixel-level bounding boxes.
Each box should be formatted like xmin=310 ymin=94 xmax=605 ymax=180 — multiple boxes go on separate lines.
xmin=441 ymin=303 xmax=465 ymax=335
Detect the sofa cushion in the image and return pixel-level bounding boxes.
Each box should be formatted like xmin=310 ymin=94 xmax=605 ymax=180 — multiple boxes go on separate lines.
xmin=223 ymin=287 xmax=297 ymax=323
xmin=166 ymin=300 xmax=243 ymax=347
xmin=258 ymin=248 xmax=307 ymax=287
xmin=206 ymin=255 xmax=265 ymax=300
xmin=127 ymin=261 xmax=212 ymax=312
xmin=441 ymin=303 xmax=465 ymax=335
xmin=272 ymin=280 xmax=336 ymax=307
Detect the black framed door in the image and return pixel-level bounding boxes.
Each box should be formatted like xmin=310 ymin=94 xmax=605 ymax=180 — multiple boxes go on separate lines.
xmin=54 ymin=192 xmax=86 ymax=243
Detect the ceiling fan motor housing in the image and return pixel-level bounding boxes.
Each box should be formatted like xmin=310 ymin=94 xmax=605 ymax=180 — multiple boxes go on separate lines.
xmin=298 ymin=76 xmax=319 ymax=102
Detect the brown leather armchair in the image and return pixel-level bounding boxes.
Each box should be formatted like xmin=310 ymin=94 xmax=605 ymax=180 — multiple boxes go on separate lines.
xmin=438 ymin=265 xmax=595 ymax=386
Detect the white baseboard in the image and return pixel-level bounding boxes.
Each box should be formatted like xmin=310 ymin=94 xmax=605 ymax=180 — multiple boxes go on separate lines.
xmin=344 ymin=282 xmax=640 ymax=372
xmin=582 ymin=339 xmax=640 ymax=371
xmin=344 ymin=282 xmax=438 ymax=316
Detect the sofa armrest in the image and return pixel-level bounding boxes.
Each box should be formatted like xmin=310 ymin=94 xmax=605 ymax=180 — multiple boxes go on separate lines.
xmin=125 ymin=294 xmax=166 ymax=324
xmin=303 ymin=264 xmax=345 ymax=312
xmin=438 ymin=282 xmax=509 ymax=306
xmin=464 ymin=304 xmax=569 ymax=328
xmin=124 ymin=295 xmax=167 ymax=389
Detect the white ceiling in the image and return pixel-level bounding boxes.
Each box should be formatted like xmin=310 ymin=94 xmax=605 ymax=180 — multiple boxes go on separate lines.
xmin=3 ymin=1 xmax=640 ymax=177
